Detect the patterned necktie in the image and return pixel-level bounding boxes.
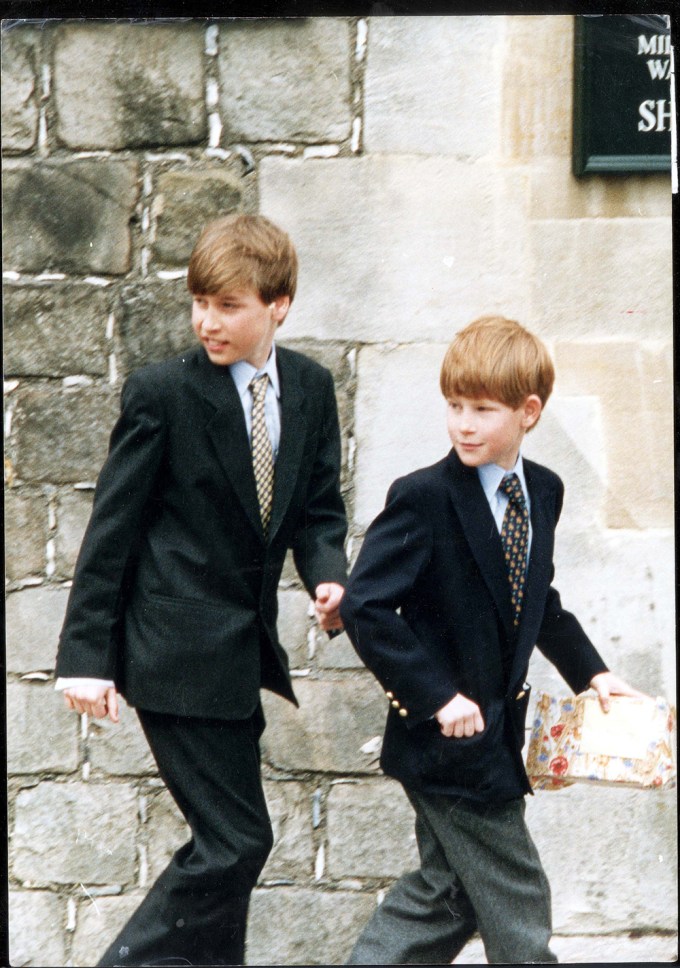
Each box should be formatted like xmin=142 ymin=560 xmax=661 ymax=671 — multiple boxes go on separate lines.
xmin=250 ymin=374 xmax=274 ymax=537
xmin=498 ymin=473 xmax=529 ymax=627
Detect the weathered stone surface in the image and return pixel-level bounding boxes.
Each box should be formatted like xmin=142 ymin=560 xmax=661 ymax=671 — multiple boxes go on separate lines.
xmin=152 ymin=169 xmax=244 ymax=266
xmin=11 ymin=384 xmax=120 ymax=483
xmin=261 ymin=678 xmax=385 ymax=774
xmin=501 ymin=16 xmax=574 ymax=160
xmin=7 ymin=682 xmax=79 ymax=774
xmin=71 ymin=893 xmax=144 ymax=967
xmin=144 ymin=787 xmax=189 ymax=885
xmin=260 ymin=157 xmax=530 ymax=342
xmin=8 ymin=889 xmax=66 ymax=968
xmin=54 ymin=488 xmax=95 ymax=578
xmin=529 ymin=159 xmax=672 ymax=220
xmin=364 ymin=17 xmax=502 ymax=157
xmin=327 ymin=779 xmax=417 ymax=878
xmin=5 ymin=586 xmax=69 ymax=673
xmin=353 ymin=343 xmax=450 ymax=528
xmin=0 ymin=27 xmax=39 ymax=153
xmin=12 ymin=782 xmax=137 ymax=886
xmin=218 ymin=19 xmax=351 ymax=143
xmin=54 ymin=22 xmax=206 ymax=149
xmin=3 ymin=159 xmax=139 ymax=275
xmin=530 ymin=219 xmax=672 ymax=341
xmin=247 ymin=887 xmax=376 ymax=966
xmin=115 ymin=282 xmax=196 ymax=376
xmin=455 ymin=932 xmax=678 ymax=964
xmin=526 ymin=786 xmax=677 ymax=933
xmin=554 ymin=340 xmax=673 ymax=528
xmin=4 ymin=488 xmax=47 ymax=580
xmin=277 ymin=589 xmax=312 ymax=670
xmin=317 ymin=629 xmax=365 ymax=669
xmin=87 ymin=698 xmax=157 ymax=777
xmin=260 ymin=780 xmax=313 ymax=881
xmin=4 ymin=285 xmax=110 ymax=377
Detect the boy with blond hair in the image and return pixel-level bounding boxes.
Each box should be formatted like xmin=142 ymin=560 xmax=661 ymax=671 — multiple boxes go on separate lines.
xmin=340 ymin=315 xmax=641 ymax=964
xmin=56 ymin=214 xmax=347 ymax=966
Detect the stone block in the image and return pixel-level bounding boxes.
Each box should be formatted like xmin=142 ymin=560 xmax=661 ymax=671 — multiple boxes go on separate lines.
xmin=553 ymin=340 xmax=673 ymax=528
xmin=4 ymin=488 xmax=47 ymax=580
xmin=260 ymin=157 xmax=531 ymax=343
xmin=115 ymin=282 xmax=196 ymax=377
xmin=455 ymin=932 xmax=678 ymax=963
xmin=529 ymin=159 xmax=672 ymax=221
xmin=327 ymin=779 xmax=418 ymax=878
xmin=0 ymin=27 xmax=39 ymax=153
xmin=364 ymin=17 xmax=503 ymax=157
xmin=218 ymin=19 xmax=351 ymax=143
xmin=7 ymin=681 xmax=79 ymax=774
xmin=8 ymin=889 xmax=66 ymax=968
xmin=71 ymin=893 xmax=144 ymax=967
xmin=317 ymin=630 xmax=365 ymax=670
xmin=277 ymin=588 xmax=312 ymax=670
xmin=247 ymin=887 xmax=376 ymax=966
xmin=3 ymin=159 xmax=138 ymax=275
xmin=261 ymin=678 xmax=386 ymax=774
xmin=500 ymin=16 xmax=574 ymax=160
xmin=151 ymin=169 xmax=244 ymax=267
xmin=4 ymin=284 xmax=110 ymax=377
xmin=144 ymin=787 xmax=189 ymax=884
xmin=5 ymin=586 xmax=69 ymax=673
xmin=11 ymin=384 xmax=120 ymax=484
xmin=260 ymin=780 xmax=313 ymax=881
xmin=54 ymin=22 xmax=206 ymax=149
xmin=87 ymin=697 xmax=157 ymax=776
xmin=529 ymin=219 xmax=672 ymax=341
xmin=525 ymin=786 xmax=677 ymax=933
xmin=353 ymin=344 xmax=451 ymax=529
xmin=12 ymin=781 xmax=138 ymax=886
xmin=54 ymin=489 xmax=95 ymax=579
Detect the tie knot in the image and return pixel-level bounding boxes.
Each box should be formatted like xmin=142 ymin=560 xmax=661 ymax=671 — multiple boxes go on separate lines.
xmin=250 ymin=373 xmax=269 ymax=403
xmin=498 ymin=473 xmax=525 ymax=508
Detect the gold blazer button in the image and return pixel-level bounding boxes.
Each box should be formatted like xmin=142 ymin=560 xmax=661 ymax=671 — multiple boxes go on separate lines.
xmin=398 ymin=708 xmax=408 ymax=717
xmin=516 ymin=690 xmax=526 ymax=700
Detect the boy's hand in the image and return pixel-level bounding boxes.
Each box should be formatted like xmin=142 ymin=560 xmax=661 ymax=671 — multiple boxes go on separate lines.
xmin=314 ymin=582 xmax=345 ymax=631
xmin=63 ymin=683 xmax=120 ymax=723
xmin=435 ymin=693 xmax=485 ymax=738
xmin=589 ymin=671 xmax=648 ymax=714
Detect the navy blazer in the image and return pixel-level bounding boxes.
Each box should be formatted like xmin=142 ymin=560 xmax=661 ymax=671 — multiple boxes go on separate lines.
xmin=339 ymin=450 xmax=607 ymax=802
xmin=56 ymin=344 xmax=348 ymax=719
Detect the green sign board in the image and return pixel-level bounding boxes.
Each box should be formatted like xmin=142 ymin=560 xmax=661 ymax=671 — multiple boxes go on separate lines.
xmin=573 ymin=14 xmax=672 ymax=175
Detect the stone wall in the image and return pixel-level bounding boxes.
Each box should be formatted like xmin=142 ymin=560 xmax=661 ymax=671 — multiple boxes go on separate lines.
xmin=3 ymin=16 xmax=676 ymax=966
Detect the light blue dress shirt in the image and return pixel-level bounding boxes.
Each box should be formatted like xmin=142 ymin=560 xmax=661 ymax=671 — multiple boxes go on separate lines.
xmin=229 ymin=344 xmax=281 ymax=461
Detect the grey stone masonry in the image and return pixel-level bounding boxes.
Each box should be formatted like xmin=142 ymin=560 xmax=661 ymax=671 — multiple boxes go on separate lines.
xmin=3 ymin=159 xmax=139 ymax=275
xmin=53 ymin=22 xmax=207 ymax=150
xmin=3 ymin=16 xmax=676 ymax=966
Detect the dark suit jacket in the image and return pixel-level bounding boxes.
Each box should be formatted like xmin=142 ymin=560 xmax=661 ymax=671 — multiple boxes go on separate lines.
xmin=339 ymin=450 xmax=607 ymax=803
xmin=56 ymin=344 xmax=348 ymax=719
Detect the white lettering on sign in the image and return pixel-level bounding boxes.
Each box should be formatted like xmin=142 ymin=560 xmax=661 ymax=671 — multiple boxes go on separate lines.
xmin=637 ymin=34 xmax=671 ymax=56
xmin=646 ymin=58 xmax=672 ymax=80
xmin=638 ymin=99 xmax=673 ymax=132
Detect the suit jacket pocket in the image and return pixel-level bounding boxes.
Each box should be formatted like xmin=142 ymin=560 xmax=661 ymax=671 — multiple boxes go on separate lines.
xmin=416 ymin=700 xmax=505 ymax=782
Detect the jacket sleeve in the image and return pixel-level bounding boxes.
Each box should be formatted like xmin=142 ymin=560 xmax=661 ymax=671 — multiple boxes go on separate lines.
xmin=291 ymin=368 xmax=348 ymax=593
xmin=339 ymin=479 xmax=461 ymax=725
xmin=534 ymin=477 xmax=609 ymax=693
xmin=55 ymin=370 xmax=166 ymax=680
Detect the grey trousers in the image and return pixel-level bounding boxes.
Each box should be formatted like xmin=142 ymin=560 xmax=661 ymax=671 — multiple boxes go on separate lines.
xmin=347 ymin=790 xmax=557 ymax=965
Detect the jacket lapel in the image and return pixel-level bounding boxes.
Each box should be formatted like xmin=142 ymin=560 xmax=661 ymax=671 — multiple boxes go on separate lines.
xmin=268 ymin=348 xmax=307 ymax=541
xmin=196 ymin=349 xmax=264 ymax=539
xmin=444 ymin=450 xmax=516 ymax=640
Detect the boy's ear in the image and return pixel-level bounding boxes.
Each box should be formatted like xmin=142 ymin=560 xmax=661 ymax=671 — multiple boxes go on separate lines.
xmin=521 ymin=394 xmax=543 ymax=430
xmin=269 ymin=295 xmax=290 ymax=326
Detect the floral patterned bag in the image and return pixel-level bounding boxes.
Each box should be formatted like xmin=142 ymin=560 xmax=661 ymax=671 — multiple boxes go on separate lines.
xmin=525 ymin=692 xmax=676 ymax=790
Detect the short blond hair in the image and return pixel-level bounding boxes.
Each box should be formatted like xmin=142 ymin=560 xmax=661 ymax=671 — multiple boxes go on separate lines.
xmin=440 ymin=316 xmax=554 ymax=409
xmin=187 ymin=214 xmax=298 ymax=304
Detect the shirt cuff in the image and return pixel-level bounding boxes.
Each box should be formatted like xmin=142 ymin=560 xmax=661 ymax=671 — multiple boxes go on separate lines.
xmin=55 ymin=677 xmax=115 ymax=691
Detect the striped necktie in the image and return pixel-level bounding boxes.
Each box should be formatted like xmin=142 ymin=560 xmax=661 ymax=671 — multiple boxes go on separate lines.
xmin=249 ymin=374 xmax=274 ymax=537
xmin=498 ymin=473 xmax=529 ymax=627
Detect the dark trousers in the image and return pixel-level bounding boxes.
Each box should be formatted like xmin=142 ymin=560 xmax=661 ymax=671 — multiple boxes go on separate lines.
xmin=347 ymin=789 xmax=557 ymax=965
xmin=98 ymin=706 xmax=272 ymax=967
